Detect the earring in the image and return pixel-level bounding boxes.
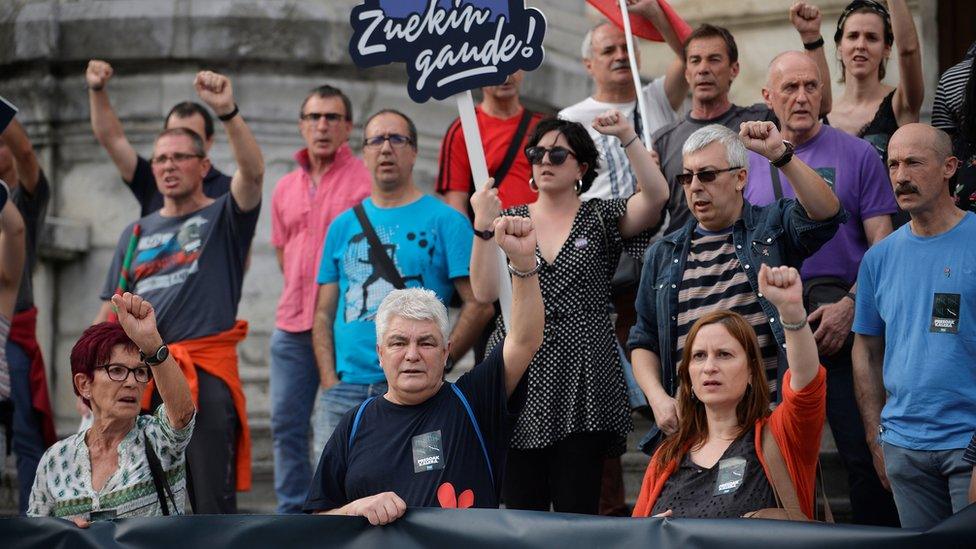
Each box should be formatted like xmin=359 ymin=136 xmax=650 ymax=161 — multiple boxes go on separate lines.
xmin=690 ymin=391 xmax=698 ymax=402
xmin=575 ymin=178 xmax=583 ymax=195
xmin=529 ymin=177 xmax=538 ymax=192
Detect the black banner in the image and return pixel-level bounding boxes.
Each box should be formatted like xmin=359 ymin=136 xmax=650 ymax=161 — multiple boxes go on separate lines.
xmin=3 ymin=505 xmax=974 ymax=548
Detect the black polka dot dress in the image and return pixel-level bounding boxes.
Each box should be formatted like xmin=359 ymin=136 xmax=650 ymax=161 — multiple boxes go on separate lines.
xmin=490 ymin=199 xmax=651 ymax=456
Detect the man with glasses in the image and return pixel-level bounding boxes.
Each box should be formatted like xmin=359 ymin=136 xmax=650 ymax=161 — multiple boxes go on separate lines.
xmin=628 ymin=122 xmax=844 ymax=453
xmin=311 ymin=109 xmax=493 ymax=460
xmin=86 ymin=60 xmax=232 ymax=217
xmin=97 ymin=71 xmax=264 ymax=514
xmin=742 ymin=52 xmax=899 ymax=526
xmin=268 ymin=85 xmax=370 ymax=514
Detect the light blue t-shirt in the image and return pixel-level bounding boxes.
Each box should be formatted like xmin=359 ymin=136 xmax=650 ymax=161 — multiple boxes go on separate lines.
xmin=317 ymin=195 xmax=472 ymax=384
xmin=853 ymin=212 xmax=976 ymax=450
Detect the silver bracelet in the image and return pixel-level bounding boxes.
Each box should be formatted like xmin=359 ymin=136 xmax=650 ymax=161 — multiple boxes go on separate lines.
xmin=780 ymin=317 xmax=808 ymax=331
xmin=507 ymin=256 xmax=542 ymax=278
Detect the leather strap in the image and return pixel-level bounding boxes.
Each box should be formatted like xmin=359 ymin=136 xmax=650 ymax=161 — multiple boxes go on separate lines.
xmin=760 ymin=423 xmax=808 ymax=521
xmin=143 ymin=432 xmax=176 ymax=516
xmin=353 ymin=203 xmax=407 ymax=289
xmin=491 ymin=109 xmax=534 ymax=190
xmin=769 ymin=163 xmax=785 ymax=201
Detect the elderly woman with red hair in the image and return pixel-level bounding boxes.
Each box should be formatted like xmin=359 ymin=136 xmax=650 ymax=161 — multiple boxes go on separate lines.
xmin=28 ymin=293 xmax=194 ymax=526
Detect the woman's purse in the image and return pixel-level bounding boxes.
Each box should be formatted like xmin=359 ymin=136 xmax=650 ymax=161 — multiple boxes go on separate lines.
xmin=743 ymin=424 xmax=834 ymax=522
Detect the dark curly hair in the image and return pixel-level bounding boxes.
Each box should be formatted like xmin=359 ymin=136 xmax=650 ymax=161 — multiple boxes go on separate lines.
xmin=525 ymin=118 xmax=600 ymax=194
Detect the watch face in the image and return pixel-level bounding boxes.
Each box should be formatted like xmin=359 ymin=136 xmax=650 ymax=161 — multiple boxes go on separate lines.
xmin=156 ymin=345 xmax=169 ymax=362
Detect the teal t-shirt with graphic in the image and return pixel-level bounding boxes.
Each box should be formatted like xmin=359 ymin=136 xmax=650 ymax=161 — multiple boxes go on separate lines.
xmin=317 ymin=195 xmax=472 ymax=384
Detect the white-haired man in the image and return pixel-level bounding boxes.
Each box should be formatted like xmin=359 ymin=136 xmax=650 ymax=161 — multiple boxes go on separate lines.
xmin=304 ymin=216 xmax=543 ymax=525
xmin=628 ymin=122 xmax=845 ymax=452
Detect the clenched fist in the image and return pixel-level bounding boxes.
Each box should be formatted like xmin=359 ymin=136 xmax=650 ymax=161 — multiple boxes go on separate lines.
xmin=86 ymin=59 xmax=113 ymax=90
xmin=739 ymin=121 xmax=787 ymax=161
xmin=494 ymin=216 xmax=537 ymax=272
xmin=790 ymin=2 xmax=822 ymax=43
xmin=193 ymin=71 xmax=236 ymax=118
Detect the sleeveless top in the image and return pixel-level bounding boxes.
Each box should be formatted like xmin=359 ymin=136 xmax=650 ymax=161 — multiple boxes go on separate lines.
xmin=857 ymin=90 xmax=899 ymax=164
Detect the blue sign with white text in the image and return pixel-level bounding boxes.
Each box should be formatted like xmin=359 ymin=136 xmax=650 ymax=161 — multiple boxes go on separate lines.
xmin=349 ymin=0 xmax=547 ymax=103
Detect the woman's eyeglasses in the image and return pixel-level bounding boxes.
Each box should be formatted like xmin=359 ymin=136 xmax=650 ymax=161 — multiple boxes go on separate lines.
xmin=97 ymin=364 xmax=153 ymax=383
xmin=524 ymin=146 xmax=577 ymax=166
xmin=675 ymin=166 xmax=742 ymax=187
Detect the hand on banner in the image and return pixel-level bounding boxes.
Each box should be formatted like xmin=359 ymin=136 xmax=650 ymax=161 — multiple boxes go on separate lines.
xmin=592 ymin=109 xmax=637 ymax=142
xmin=494 ymin=216 xmax=537 ymax=272
xmin=470 ymin=177 xmax=502 ymax=232
xmin=85 ymin=60 xmax=114 ymax=90
xmin=194 ymin=71 xmax=236 ymax=118
xmin=739 ymin=121 xmax=787 ymax=162
xmin=790 ymin=2 xmax=822 ymax=43
xmin=653 ymin=509 xmax=673 ymax=518
xmin=68 ymin=516 xmax=91 ymax=529
xmin=344 ymin=491 xmax=407 ymax=526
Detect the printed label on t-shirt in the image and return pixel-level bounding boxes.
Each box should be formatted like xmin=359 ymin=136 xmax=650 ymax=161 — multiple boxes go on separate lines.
xmin=930 ymin=293 xmax=961 ymax=334
xmin=412 ymin=430 xmax=445 ymax=473
xmin=814 ymin=167 xmax=836 ymax=192
xmin=713 ymin=456 xmax=747 ymax=495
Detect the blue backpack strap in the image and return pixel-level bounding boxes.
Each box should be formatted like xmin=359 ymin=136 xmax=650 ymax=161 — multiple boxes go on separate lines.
xmin=449 ymin=383 xmax=494 ymax=488
xmin=348 ymin=396 xmax=378 ymax=449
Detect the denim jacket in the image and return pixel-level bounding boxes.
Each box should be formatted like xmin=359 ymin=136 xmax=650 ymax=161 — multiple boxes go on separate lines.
xmin=628 ymin=198 xmax=847 ymax=400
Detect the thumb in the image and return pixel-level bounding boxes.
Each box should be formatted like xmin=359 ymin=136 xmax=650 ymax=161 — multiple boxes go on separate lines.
xmin=807 ymin=306 xmax=824 ymax=323
xmin=481 ymin=177 xmax=495 ymax=192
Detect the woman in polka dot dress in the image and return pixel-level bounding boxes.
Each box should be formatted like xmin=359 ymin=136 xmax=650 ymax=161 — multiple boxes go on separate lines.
xmin=469 ymin=114 xmax=669 ymax=513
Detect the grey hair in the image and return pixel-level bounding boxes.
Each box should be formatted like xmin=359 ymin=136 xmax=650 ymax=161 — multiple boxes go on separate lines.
xmin=375 ymin=288 xmax=450 ymax=344
xmin=682 ymin=124 xmax=749 ymax=169
xmin=581 ymin=21 xmax=611 ymax=60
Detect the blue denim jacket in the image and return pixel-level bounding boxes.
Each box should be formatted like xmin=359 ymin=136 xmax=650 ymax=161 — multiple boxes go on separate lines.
xmin=628 ymin=198 xmax=847 ymax=400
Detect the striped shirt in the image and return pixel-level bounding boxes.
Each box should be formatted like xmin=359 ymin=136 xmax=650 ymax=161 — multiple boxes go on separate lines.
xmin=0 ymin=313 xmax=10 ymax=400
xmin=675 ymin=229 xmax=778 ymax=397
xmin=932 ymin=46 xmax=975 ymax=133
xmin=964 ymin=432 xmax=976 ymax=466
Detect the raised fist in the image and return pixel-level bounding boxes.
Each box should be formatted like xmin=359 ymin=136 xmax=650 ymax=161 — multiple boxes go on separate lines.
xmin=592 ymin=109 xmax=636 ymax=141
xmin=110 ymin=292 xmax=163 ymax=354
xmin=494 ymin=216 xmax=537 ymax=272
xmin=193 ymin=71 xmax=235 ymax=117
xmin=86 ymin=59 xmax=114 ymax=90
xmin=757 ymin=264 xmax=803 ymax=311
xmin=739 ymin=121 xmax=787 ymax=161
xmin=790 ymin=2 xmax=822 ymax=42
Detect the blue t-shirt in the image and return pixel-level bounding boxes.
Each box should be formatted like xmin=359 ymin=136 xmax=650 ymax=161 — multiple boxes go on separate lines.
xmin=317 ymin=195 xmax=472 ymax=384
xmin=853 ymin=212 xmax=976 ymax=450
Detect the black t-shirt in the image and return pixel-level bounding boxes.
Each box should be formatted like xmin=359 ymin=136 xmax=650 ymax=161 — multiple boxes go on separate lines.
xmin=127 ymin=155 xmax=232 ymax=217
xmin=11 ymin=170 xmax=50 ymax=313
xmin=303 ymin=343 xmax=526 ymax=512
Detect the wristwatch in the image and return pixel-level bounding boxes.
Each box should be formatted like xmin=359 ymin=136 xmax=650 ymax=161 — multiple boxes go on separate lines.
xmin=770 ymin=140 xmax=795 ymax=168
xmin=140 ymin=344 xmax=170 ymax=366
xmin=474 ymin=228 xmax=495 ymax=240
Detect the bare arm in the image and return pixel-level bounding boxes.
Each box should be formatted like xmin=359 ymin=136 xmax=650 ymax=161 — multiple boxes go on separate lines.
xmin=468 ymin=179 xmax=503 ymax=303
xmin=887 ymin=0 xmax=924 ymax=125
xmin=0 ymin=196 xmax=26 ymax=317
xmin=632 ymin=347 xmax=680 ymax=435
xmin=863 ymin=214 xmax=894 ymax=246
xmin=312 ymin=283 xmax=339 ymax=390
xmin=442 ymin=191 xmax=470 ymax=218
xmin=629 ymin=0 xmax=689 ymax=111
xmin=86 ymin=60 xmax=138 ymax=182
xmin=275 ymin=247 xmax=284 ymax=272
xmin=791 ymin=3 xmax=832 ymax=115
xmin=759 ymin=265 xmax=819 ymax=390
xmin=852 ymin=334 xmax=886 ymax=443
xmin=194 ymin=71 xmax=265 ymax=212
xmin=2 ymin=119 xmax=40 ymax=192
xmin=448 ymin=277 xmax=495 ymax=363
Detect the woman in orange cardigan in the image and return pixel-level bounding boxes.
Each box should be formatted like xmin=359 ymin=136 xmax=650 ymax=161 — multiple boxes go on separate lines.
xmin=632 ymin=264 xmax=826 ymax=519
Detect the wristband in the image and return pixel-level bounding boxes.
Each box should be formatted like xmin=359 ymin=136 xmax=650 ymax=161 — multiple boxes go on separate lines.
xmin=507 ymin=256 xmax=542 ymax=278
xmin=803 ymin=36 xmax=825 ymax=51
xmin=88 ymin=84 xmax=105 ymax=92
xmin=780 ymin=317 xmax=808 ymax=331
xmin=218 ymin=104 xmax=239 ymax=122
xmin=621 ymin=134 xmax=640 ymax=149
xmin=474 ymin=228 xmax=494 ymax=240
xmin=770 ymin=141 xmax=795 ymax=168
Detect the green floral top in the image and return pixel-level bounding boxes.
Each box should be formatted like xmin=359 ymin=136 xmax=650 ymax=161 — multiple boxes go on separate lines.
xmin=27 ymin=404 xmax=194 ymax=519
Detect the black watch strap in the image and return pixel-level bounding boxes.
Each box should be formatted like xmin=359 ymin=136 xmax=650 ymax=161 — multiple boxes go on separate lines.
xmin=803 ymin=36 xmax=825 ymax=50
xmin=474 ymin=228 xmax=495 ymax=240
xmin=140 ymin=344 xmax=169 ymax=366
xmin=771 ymin=141 xmax=795 ymax=168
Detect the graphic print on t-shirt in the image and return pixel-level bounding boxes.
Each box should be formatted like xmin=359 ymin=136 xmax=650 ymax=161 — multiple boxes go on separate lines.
xmin=930 ymin=292 xmax=961 ymax=334
xmin=131 ymin=215 xmax=209 ymax=293
xmin=412 ymin=430 xmax=445 ymax=473
xmin=814 ymin=167 xmax=836 ymax=192
xmin=342 ymin=224 xmax=438 ymax=322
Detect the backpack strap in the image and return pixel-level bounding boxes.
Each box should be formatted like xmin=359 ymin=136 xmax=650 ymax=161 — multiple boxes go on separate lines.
xmin=449 ymin=384 xmax=494 ymax=488
xmin=769 ymin=163 xmax=785 ymax=200
xmin=143 ymin=432 xmax=176 ymax=516
xmin=759 ymin=423 xmax=808 ymax=521
xmin=348 ymin=396 xmax=379 ymax=449
xmin=491 ymin=109 xmax=535 ymax=190
xmin=353 ymin=203 xmax=407 ymax=289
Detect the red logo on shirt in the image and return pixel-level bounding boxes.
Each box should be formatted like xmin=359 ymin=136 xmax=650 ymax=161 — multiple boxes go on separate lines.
xmin=436 ymin=482 xmax=474 ymax=509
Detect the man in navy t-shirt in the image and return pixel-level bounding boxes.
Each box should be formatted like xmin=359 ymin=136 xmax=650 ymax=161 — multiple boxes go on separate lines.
xmin=304 ymin=216 xmax=543 ymax=525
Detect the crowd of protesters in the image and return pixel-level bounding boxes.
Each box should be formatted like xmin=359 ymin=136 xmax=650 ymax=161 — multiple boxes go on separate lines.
xmin=1 ymin=0 xmax=974 ymax=535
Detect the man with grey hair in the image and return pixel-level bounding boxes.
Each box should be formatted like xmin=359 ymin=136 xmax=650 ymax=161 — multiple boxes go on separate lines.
xmin=853 ymin=123 xmax=976 ymax=529
xmin=304 ymin=217 xmax=544 ymax=525
xmin=628 ymin=121 xmax=845 ymax=452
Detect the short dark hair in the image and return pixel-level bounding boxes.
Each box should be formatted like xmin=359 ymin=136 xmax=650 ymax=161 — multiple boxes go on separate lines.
xmin=525 ymin=118 xmax=599 ymax=194
xmin=302 ymin=85 xmax=353 ymax=122
xmin=165 ymin=101 xmax=215 ymax=140
xmin=683 ymin=24 xmax=739 ymax=64
xmin=70 ymin=322 xmax=139 ymax=409
xmin=364 ymin=109 xmax=418 ymax=150
xmin=155 ymin=127 xmax=206 ymax=157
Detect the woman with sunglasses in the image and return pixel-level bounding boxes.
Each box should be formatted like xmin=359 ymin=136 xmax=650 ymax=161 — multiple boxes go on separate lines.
xmin=827 ymin=0 xmax=923 ymax=164
xmin=28 ymin=292 xmax=195 ymax=526
xmin=469 ymin=113 xmax=669 ymax=513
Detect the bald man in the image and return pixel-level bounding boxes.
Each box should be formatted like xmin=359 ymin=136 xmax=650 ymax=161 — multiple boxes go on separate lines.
xmin=742 ymin=51 xmax=899 ymax=526
xmin=852 ymin=124 xmax=976 ymax=529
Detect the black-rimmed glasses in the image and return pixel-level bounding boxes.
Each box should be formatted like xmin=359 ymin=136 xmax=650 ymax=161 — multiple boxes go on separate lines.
xmin=675 ymin=166 xmax=743 ymax=186
xmin=97 ymin=364 xmax=153 ymax=383
xmin=150 ymin=153 xmax=204 ymax=166
xmin=363 ymin=134 xmax=414 ymax=149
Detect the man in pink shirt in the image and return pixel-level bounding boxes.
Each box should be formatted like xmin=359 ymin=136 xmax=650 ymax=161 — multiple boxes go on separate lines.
xmin=269 ymin=85 xmax=370 ymax=513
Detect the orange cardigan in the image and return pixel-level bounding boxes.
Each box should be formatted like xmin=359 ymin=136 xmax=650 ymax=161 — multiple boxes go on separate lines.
xmin=632 ymin=367 xmax=826 ymax=519
xmin=140 ymin=321 xmax=251 ymax=491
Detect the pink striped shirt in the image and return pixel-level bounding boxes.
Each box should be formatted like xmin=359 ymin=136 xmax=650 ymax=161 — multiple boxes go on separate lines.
xmin=271 ymin=145 xmax=371 ymax=332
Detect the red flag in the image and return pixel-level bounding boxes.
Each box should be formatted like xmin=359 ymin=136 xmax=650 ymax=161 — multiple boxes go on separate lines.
xmin=586 ymin=0 xmax=693 ymax=43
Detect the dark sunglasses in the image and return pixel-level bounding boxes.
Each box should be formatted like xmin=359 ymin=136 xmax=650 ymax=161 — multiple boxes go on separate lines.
xmin=300 ymin=112 xmax=347 ymax=124
xmin=524 ymin=146 xmax=577 ymax=166
xmin=675 ymin=166 xmax=742 ymax=186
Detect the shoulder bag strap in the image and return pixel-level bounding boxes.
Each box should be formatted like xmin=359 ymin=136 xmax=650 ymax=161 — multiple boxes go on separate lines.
xmin=760 ymin=423 xmax=808 ymax=521
xmin=449 ymin=384 xmax=494 ymax=488
xmin=816 ymin=460 xmax=835 ymax=523
xmin=490 ymin=109 xmax=535 ymax=190
xmin=348 ymin=395 xmax=379 ymax=449
xmin=143 ymin=432 xmax=175 ymax=516
xmin=769 ymin=163 xmax=785 ymax=200
xmin=353 ymin=203 xmax=407 ymax=289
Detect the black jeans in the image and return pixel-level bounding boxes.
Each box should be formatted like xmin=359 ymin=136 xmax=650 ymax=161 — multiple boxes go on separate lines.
xmin=502 ymin=431 xmax=612 ymax=514
xmin=822 ymin=340 xmax=899 ymax=526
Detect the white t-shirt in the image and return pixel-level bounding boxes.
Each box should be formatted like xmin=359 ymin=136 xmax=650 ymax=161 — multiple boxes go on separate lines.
xmin=559 ymin=77 xmax=686 ymax=201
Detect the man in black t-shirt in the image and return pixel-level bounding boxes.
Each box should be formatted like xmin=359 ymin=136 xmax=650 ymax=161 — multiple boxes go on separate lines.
xmin=86 ymin=60 xmax=231 ymax=217
xmin=304 ymin=217 xmax=543 ymax=525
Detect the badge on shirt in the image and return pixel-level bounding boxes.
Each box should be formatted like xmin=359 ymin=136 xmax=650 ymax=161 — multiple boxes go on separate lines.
xmin=814 ymin=167 xmax=836 ymax=192
xmin=713 ymin=457 xmax=747 ymax=496
xmin=930 ymin=293 xmax=961 ymax=334
xmin=412 ymin=430 xmax=445 ymax=473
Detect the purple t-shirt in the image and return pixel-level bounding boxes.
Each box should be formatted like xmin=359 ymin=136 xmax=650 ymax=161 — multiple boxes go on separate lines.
xmin=744 ymin=125 xmax=897 ymax=284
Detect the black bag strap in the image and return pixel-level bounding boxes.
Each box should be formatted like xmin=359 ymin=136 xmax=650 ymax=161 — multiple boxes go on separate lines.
xmin=491 ymin=109 xmax=535 ymax=190
xmin=353 ymin=203 xmax=407 ymax=289
xmin=769 ymin=163 xmax=785 ymax=200
xmin=143 ymin=433 xmax=175 ymax=516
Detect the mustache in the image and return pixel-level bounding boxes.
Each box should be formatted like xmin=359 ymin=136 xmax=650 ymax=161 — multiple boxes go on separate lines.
xmin=894 ymin=182 xmax=919 ymax=195
xmin=611 ymin=61 xmax=630 ymax=71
